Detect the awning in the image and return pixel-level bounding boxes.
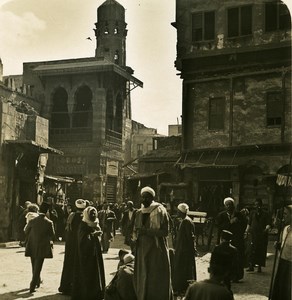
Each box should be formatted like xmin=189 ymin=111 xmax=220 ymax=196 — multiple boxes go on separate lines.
xmin=5 ymin=140 xmax=63 ymax=155
xmin=158 ymin=182 xmax=188 ymax=188
xmin=179 ymin=163 xmax=238 ymax=169
xmin=127 ymin=171 xmax=166 ymax=180
xmin=45 ymin=175 xmax=76 ymax=183
xmin=33 ymin=59 xmax=143 ymax=88
xmin=177 ymin=149 xmax=239 ymax=169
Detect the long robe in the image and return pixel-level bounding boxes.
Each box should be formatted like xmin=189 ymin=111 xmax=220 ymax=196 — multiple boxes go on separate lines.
xmin=173 ymin=216 xmax=197 ymax=294
xmin=216 ymin=210 xmax=246 ymax=280
xmin=98 ymin=209 xmax=117 ymax=252
xmin=133 ymin=202 xmax=173 ymax=300
xmin=271 ymin=225 xmax=291 ymax=300
xmin=59 ymin=211 xmax=83 ymax=294
xmin=248 ymin=209 xmax=271 ymax=267
xmin=72 ymin=221 xmax=105 ymax=300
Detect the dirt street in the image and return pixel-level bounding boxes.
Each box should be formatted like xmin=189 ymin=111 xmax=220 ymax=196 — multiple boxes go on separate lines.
xmin=0 ymin=233 xmax=276 ymax=300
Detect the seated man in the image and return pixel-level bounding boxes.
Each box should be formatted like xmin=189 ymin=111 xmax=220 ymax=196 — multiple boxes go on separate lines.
xmin=105 ymin=254 xmax=137 ymax=300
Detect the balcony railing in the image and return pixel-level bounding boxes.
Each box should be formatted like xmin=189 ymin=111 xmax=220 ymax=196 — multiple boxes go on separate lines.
xmin=105 ymin=129 xmax=122 ymax=149
xmin=50 ymin=127 xmax=92 ymax=142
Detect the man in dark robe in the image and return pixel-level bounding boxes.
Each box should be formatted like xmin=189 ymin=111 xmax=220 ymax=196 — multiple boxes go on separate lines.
xmin=173 ymin=202 xmax=197 ymax=297
xmin=58 ymin=199 xmax=86 ymax=295
xmin=98 ymin=203 xmax=117 ymax=253
xmin=72 ymin=205 xmax=105 ymax=300
xmin=216 ymin=197 xmax=246 ymax=281
xmin=245 ymin=198 xmax=271 ymax=273
xmin=121 ymin=200 xmax=137 ymax=252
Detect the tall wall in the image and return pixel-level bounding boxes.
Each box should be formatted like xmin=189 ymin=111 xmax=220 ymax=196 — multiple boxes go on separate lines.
xmin=187 ymin=73 xmax=291 ymax=149
xmin=0 ymin=98 xmax=49 ymax=241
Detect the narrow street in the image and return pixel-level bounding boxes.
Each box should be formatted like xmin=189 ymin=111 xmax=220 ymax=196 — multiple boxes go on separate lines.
xmin=0 ymin=232 xmax=276 ymax=300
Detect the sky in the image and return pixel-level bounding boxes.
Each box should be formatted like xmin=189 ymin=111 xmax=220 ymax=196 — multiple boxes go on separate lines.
xmin=0 ymin=0 xmax=182 ymax=135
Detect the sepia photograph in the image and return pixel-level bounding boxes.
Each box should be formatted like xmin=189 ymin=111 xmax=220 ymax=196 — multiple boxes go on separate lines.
xmin=0 ymin=0 xmax=291 ymax=299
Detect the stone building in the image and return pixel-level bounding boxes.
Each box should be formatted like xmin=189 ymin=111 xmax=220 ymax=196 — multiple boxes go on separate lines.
xmin=21 ymin=0 xmax=142 ymax=205
xmin=173 ymin=0 xmax=291 ymax=216
xmin=168 ymin=124 xmax=182 ymax=136
xmin=130 ymin=121 xmax=163 ymax=165
xmin=125 ymin=135 xmax=182 ymax=209
xmin=0 ymin=80 xmax=61 ymax=241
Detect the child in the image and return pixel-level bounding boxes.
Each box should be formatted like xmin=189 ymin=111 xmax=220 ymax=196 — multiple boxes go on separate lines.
xmin=24 ymin=203 xmax=39 ymax=229
xmin=23 ymin=203 xmax=39 ymax=248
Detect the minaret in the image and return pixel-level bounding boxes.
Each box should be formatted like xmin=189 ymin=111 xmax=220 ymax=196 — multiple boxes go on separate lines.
xmin=94 ymin=0 xmax=127 ymax=66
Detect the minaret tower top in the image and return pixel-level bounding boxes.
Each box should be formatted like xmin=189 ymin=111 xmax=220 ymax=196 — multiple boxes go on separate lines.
xmin=94 ymin=0 xmax=127 ymax=66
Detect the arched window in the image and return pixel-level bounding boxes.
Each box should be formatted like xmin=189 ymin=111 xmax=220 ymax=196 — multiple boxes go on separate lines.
xmin=72 ymin=86 xmax=93 ymax=128
xmin=51 ymin=87 xmax=69 ymax=128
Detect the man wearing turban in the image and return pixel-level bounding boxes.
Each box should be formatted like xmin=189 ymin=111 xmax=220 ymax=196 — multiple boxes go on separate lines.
xmin=216 ymin=197 xmax=246 ymax=282
xmin=58 ymin=199 xmax=86 ymax=295
xmin=133 ymin=186 xmax=173 ymax=300
xmin=173 ymin=203 xmax=197 ymax=297
xmin=121 ymin=200 xmax=137 ymax=253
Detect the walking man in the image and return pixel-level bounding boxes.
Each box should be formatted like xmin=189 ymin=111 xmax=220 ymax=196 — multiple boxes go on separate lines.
xmin=98 ymin=203 xmax=117 ymax=253
xmin=121 ymin=200 xmax=137 ymax=252
xmin=25 ymin=201 xmax=55 ymax=293
xmin=173 ymin=202 xmax=197 ymax=297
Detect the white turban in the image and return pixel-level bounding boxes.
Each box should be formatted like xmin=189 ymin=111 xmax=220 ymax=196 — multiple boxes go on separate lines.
xmin=141 ymin=186 xmax=156 ymax=198
xmin=123 ymin=253 xmax=135 ymax=264
xmin=75 ymin=199 xmax=86 ymax=209
xmin=223 ymin=197 xmax=235 ymax=206
xmin=177 ymin=203 xmax=189 ymax=214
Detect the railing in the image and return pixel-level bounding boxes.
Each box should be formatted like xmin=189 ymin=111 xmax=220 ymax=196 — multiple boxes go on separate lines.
xmin=105 ymin=129 xmax=122 ymax=149
xmin=51 ymin=111 xmax=93 ymax=128
xmin=50 ymin=127 xmax=92 ymax=142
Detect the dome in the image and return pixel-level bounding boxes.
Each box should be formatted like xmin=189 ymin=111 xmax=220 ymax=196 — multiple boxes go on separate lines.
xmin=100 ymin=0 xmax=123 ymax=7
xmin=98 ymin=0 xmax=125 ymax=21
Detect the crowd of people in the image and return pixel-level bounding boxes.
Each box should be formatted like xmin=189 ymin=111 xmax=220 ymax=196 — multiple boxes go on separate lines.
xmin=18 ymin=187 xmax=291 ymax=300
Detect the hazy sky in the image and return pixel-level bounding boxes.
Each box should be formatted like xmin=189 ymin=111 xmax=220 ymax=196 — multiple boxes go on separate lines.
xmin=0 ymin=0 xmax=182 ymax=135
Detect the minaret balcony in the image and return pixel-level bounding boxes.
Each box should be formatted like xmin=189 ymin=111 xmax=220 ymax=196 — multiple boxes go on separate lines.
xmin=105 ymin=129 xmax=122 ymax=149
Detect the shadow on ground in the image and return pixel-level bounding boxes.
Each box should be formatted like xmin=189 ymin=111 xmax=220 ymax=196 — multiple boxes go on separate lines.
xmin=0 ymin=289 xmax=70 ymax=300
